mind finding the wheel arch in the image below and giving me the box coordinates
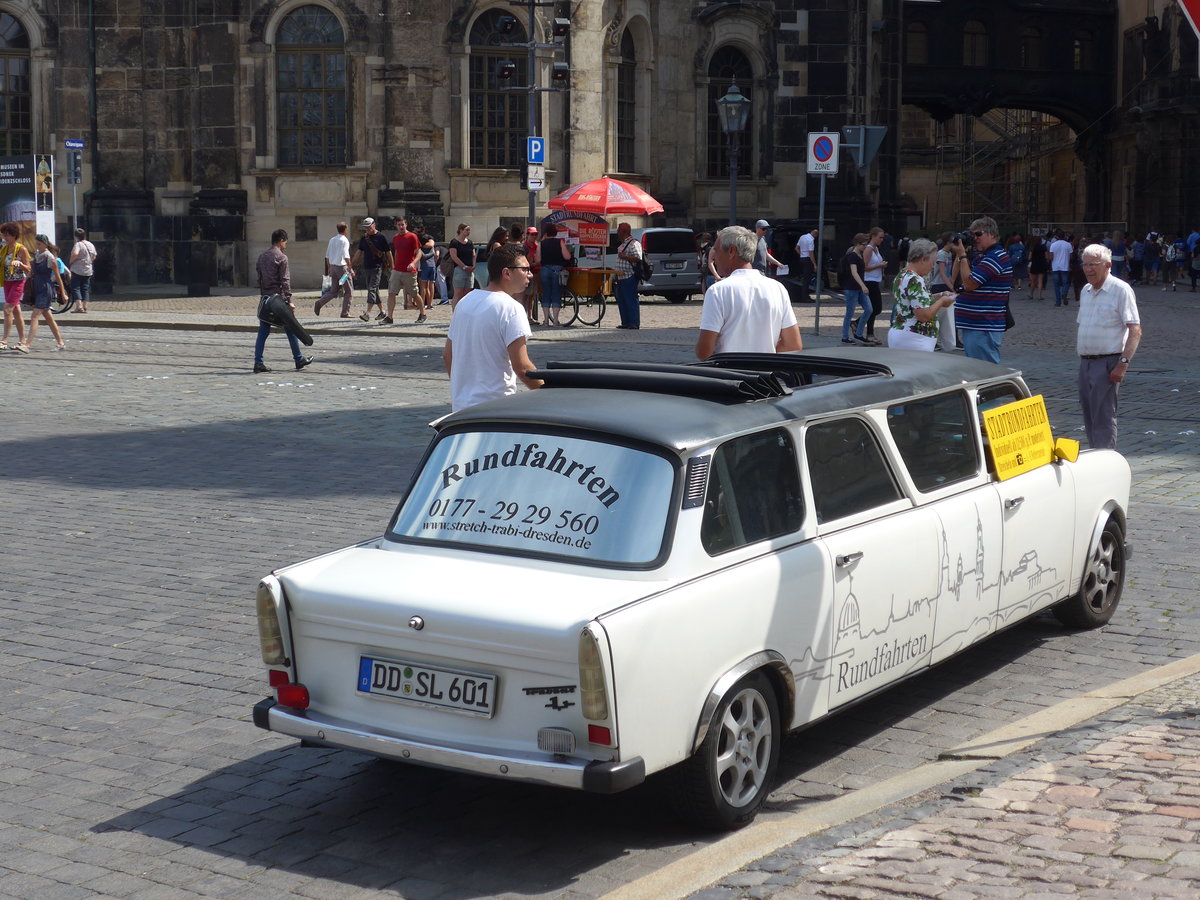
[689,650,794,755]
[1087,501,1129,563]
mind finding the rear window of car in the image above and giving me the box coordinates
[643,231,696,254]
[389,430,677,566]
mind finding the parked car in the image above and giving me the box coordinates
[254,350,1130,830]
[598,228,702,303]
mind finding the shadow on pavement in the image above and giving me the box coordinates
[92,740,695,899]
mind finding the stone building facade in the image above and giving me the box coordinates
[0,0,905,288]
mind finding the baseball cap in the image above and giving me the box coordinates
[361,217,375,227]
[755,219,770,229]
[527,226,538,234]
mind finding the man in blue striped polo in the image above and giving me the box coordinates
[950,216,1012,364]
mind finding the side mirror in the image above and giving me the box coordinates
[1053,437,1080,463]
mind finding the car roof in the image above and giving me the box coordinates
[438,350,1024,452]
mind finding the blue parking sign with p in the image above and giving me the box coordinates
[527,137,545,165]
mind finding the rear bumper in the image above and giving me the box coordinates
[253,698,645,794]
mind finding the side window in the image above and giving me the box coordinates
[806,418,904,524]
[701,429,802,554]
[977,382,1025,415]
[886,391,981,492]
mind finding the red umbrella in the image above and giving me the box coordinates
[546,176,664,216]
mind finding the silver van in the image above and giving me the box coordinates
[610,228,701,303]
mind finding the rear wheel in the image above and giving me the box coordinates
[670,671,780,830]
[573,291,606,326]
[665,292,689,304]
[1053,518,1125,628]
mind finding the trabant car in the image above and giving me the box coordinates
[254,351,1130,829]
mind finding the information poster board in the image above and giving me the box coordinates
[0,155,55,249]
[982,395,1055,481]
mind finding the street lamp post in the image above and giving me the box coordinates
[716,82,751,226]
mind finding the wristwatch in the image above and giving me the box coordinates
[1118,357,1130,364]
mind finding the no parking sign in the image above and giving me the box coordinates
[807,132,840,175]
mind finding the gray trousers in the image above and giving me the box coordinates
[315,264,353,316]
[1078,354,1121,450]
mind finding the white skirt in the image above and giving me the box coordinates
[887,327,937,351]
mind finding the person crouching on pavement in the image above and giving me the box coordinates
[254,228,313,374]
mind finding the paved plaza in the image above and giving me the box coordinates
[0,282,1197,899]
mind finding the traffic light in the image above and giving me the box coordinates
[496,59,516,81]
[69,151,82,184]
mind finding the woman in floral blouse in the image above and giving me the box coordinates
[889,238,957,351]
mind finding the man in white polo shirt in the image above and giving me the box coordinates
[1076,243,1141,450]
[696,226,803,359]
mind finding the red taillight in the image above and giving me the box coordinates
[588,724,612,746]
[277,683,310,710]
[268,669,290,687]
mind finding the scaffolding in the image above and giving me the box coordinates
[934,109,1069,232]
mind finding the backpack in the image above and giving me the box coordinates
[1009,243,1026,265]
[621,238,652,282]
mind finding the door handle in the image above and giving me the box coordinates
[1005,497,1024,510]
[836,551,864,567]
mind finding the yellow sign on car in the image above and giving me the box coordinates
[982,394,1054,480]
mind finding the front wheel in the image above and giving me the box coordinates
[560,288,580,327]
[670,671,780,830]
[573,291,606,326]
[1053,518,1125,628]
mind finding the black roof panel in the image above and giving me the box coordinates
[438,349,1024,452]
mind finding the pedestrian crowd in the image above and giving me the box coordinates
[0,221,91,353]
[1,204,1135,448]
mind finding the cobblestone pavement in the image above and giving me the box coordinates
[0,282,1196,899]
[692,675,1200,900]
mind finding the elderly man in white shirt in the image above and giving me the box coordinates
[1076,243,1142,450]
[696,226,803,360]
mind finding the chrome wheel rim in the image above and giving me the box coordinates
[1082,530,1122,616]
[713,688,773,808]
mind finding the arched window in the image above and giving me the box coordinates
[905,22,929,66]
[469,10,529,169]
[1019,27,1042,69]
[276,6,347,167]
[706,47,753,179]
[1073,31,1094,71]
[963,21,988,68]
[616,29,636,172]
[0,12,31,155]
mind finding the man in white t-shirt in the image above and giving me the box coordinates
[794,225,817,304]
[696,226,803,359]
[313,222,355,317]
[443,242,543,411]
[1049,230,1073,307]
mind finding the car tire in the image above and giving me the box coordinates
[665,292,689,304]
[670,671,780,830]
[1053,517,1125,629]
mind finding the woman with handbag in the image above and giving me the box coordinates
[25,234,67,351]
[538,221,571,327]
[0,222,30,352]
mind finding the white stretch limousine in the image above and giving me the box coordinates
[254,351,1130,829]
